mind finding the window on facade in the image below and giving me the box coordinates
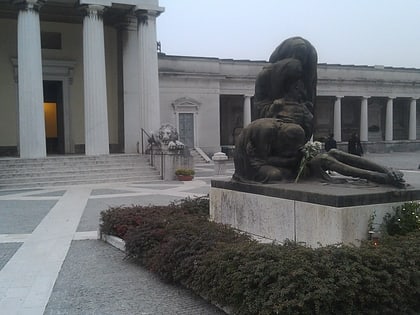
[41,32,62,50]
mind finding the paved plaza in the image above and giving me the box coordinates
[0,152,419,314]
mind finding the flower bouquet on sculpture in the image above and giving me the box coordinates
[175,168,195,181]
[295,141,322,183]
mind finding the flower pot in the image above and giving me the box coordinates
[177,175,193,181]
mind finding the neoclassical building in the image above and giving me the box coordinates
[0,0,163,158]
[1,0,419,158]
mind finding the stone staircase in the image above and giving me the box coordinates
[0,154,161,189]
[190,148,211,165]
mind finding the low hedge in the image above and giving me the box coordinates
[100,197,420,315]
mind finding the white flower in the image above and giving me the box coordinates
[301,141,322,159]
[295,141,322,183]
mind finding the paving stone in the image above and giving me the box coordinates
[91,189,134,196]
[0,243,22,270]
[0,189,41,196]
[27,190,66,197]
[77,195,185,232]
[0,200,56,234]
[45,240,225,315]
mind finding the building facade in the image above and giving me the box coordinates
[1,0,419,158]
[159,55,420,155]
[0,0,163,158]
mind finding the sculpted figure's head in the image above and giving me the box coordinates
[275,122,306,157]
[158,124,179,144]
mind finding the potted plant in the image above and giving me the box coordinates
[175,168,195,181]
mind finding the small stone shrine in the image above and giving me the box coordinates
[210,37,420,246]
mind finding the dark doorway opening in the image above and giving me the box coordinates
[219,94,244,146]
[43,81,64,154]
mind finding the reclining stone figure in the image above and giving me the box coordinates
[308,148,406,188]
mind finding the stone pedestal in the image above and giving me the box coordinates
[212,152,228,175]
[210,180,420,247]
[151,147,193,181]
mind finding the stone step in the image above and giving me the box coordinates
[0,154,161,189]
[190,148,210,164]
[0,167,158,178]
[0,154,149,168]
[0,160,153,173]
[0,175,162,190]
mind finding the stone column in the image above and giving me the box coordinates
[333,96,343,142]
[83,4,109,155]
[385,97,394,141]
[15,0,46,158]
[360,96,369,142]
[243,95,252,127]
[136,9,162,135]
[409,98,417,140]
[119,16,140,153]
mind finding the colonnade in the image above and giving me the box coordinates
[332,96,417,142]
[241,94,418,143]
[14,0,162,158]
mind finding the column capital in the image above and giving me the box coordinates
[82,4,105,17]
[135,8,164,24]
[361,96,370,100]
[13,0,44,11]
[335,95,344,99]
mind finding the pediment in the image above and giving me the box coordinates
[171,97,201,112]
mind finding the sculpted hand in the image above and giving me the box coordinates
[386,169,406,188]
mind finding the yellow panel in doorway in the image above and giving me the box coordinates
[44,102,57,138]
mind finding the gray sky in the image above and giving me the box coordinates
[157,0,420,68]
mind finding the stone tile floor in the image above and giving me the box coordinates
[0,153,418,314]
[0,161,232,315]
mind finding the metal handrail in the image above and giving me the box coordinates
[140,128,164,179]
[140,128,152,155]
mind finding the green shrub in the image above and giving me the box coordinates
[100,197,420,315]
[99,196,210,238]
[169,195,210,217]
[100,205,171,238]
[189,239,420,315]
[175,168,195,176]
[383,201,420,236]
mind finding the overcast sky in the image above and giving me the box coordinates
[157,0,420,68]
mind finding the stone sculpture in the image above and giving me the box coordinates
[149,123,184,150]
[254,36,317,141]
[233,36,406,188]
[309,149,405,188]
[233,36,316,183]
[233,118,305,183]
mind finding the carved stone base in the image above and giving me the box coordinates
[210,180,420,247]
